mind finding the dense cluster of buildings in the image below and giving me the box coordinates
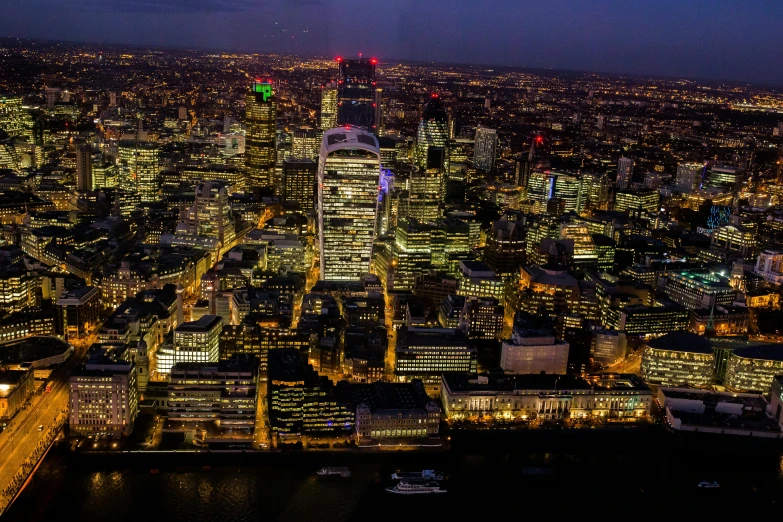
[2,40,783,447]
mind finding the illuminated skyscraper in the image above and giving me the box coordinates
[291,129,319,162]
[415,94,449,169]
[617,156,634,189]
[76,142,92,191]
[320,82,338,131]
[318,127,381,281]
[185,181,236,249]
[118,140,160,203]
[526,171,591,214]
[0,94,26,138]
[676,162,705,193]
[474,126,497,172]
[408,148,446,222]
[245,81,277,189]
[282,158,317,210]
[336,58,378,132]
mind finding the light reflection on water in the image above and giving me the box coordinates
[6,436,783,521]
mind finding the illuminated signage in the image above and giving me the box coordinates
[252,82,272,101]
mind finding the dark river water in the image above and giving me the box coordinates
[5,428,782,521]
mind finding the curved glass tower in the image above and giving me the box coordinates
[317,127,381,281]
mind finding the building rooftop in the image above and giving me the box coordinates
[175,314,222,333]
[647,331,713,354]
[732,344,783,362]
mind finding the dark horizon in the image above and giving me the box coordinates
[2,0,783,86]
[3,35,781,91]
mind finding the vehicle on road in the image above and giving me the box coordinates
[38,425,44,431]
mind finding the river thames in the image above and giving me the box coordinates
[5,429,782,521]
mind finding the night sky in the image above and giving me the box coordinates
[2,0,782,85]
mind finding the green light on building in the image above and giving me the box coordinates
[253,82,273,101]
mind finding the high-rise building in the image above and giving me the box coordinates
[291,129,319,162]
[474,126,497,172]
[337,57,378,132]
[318,127,381,281]
[319,81,338,131]
[76,142,92,191]
[415,94,449,169]
[617,156,634,189]
[282,158,317,210]
[614,189,659,214]
[245,81,277,189]
[676,162,704,192]
[118,140,160,203]
[408,154,445,221]
[181,181,236,249]
[526,171,592,214]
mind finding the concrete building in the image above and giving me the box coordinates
[156,315,223,375]
[592,330,627,367]
[755,250,783,285]
[441,373,651,422]
[663,269,737,309]
[660,387,781,438]
[167,354,258,430]
[724,345,783,393]
[0,369,34,420]
[500,329,569,375]
[56,286,102,341]
[341,380,440,441]
[69,345,138,438]
[395,327,476,386]
[641,332,714,387]
[456,261,504,301]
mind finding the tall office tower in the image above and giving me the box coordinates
[0,94,25,138]
[291,129,319,162]
[245,81,277,189]
[474,126,498,172]
[676,162,704,193]
[617,156,634,189]
[408,148,446,222]
[526,171,591,215]
[92,162,117,189]
[76,142,93,191]
[118,140,160,203]
[374,87,384,134]
[336,57,378,132]
[318,127,381,281]
[319,82,338,131]
[282,158,317,210]
[178,106,188,120]
[415,94,449,169]
[186,181,236,248]
[45,87,60,109]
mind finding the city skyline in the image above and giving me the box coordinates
[2,1,783,86]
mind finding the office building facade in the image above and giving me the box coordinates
[317,127,381,281]
[245,81,277,189]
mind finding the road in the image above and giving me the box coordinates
[0,340,88,501]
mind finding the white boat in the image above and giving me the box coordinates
[385,480,446,495]
[391,470,445,481]
[698,481,720,488]
[317,466,351,478]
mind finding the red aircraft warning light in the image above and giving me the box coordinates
[371,58,378,65]
[536,135,544,144]
[336,56,343,62]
